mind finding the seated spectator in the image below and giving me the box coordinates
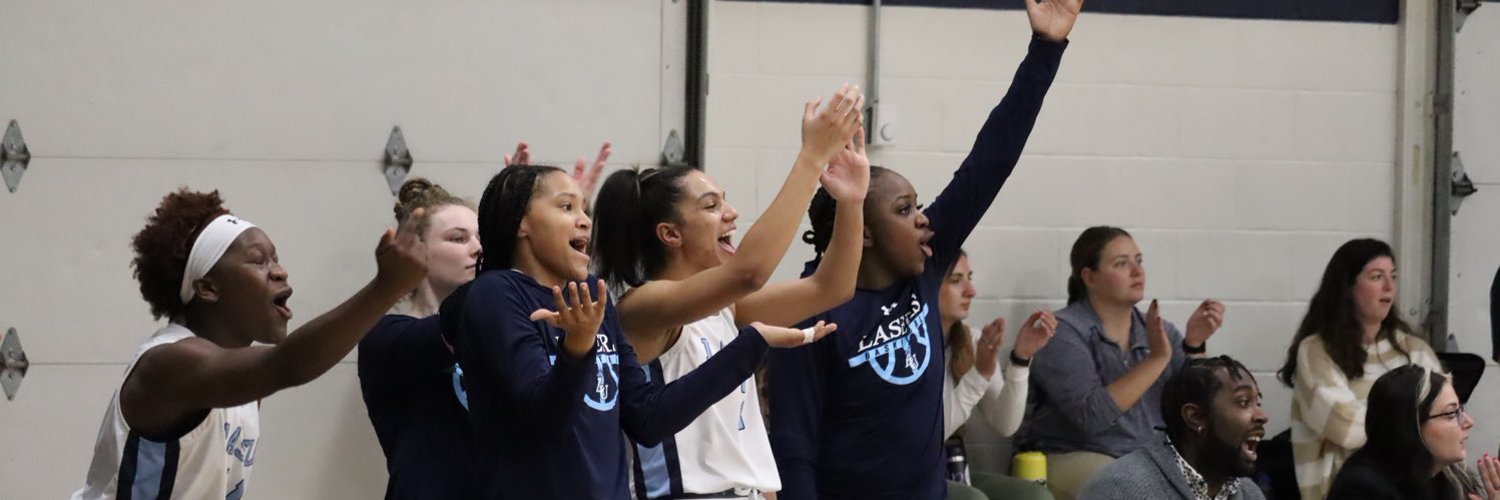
[1023,226,1226,500]
[1326,364,1497,500]
[1277,239,1444,500]
[939,249,1056,500]
[1078,355,1268,500]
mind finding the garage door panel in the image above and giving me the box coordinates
[0,157,514,363]
[1,0,667,164]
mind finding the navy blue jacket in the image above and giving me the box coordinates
[358,314,477,500]
[443,270,769,499]
[767,36,1065,500]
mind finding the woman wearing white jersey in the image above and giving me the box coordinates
[74,188,426,499]
[590,84,868,500]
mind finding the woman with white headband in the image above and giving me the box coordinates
[73,188,427,500]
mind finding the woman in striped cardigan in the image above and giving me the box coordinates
[1277,238,1444,500]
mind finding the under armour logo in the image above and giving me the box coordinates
[226,217,240,224]
[881,303,898,316]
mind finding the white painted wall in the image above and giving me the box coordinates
[1450,5,1500,464]
[0,1,682,498]
[704,1,1408,475]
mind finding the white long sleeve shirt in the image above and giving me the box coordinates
[942,333,1030,439]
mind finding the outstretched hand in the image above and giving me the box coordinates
[754,320,837,348]
[1025,0,1084,43]
[821,125,870,203]
[529,280,610,360]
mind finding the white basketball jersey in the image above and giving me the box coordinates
[73,324,260,500]
[630,308,779,498]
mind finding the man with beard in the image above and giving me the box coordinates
[1078,356,1268,500]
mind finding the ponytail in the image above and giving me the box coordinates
[591,165,695,293]
[1066,226,1132,305]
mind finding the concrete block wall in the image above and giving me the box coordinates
[704,1,1404,470]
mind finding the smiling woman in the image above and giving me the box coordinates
[72,188,428,500]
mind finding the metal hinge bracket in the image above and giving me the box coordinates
[383,126,414,195]
[1,328,29,401]
[2,120,31,193]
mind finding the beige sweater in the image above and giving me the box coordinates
[1290,332,1441,500]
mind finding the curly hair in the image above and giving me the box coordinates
[131,188,231,320]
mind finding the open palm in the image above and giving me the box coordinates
[1026,0,1084,42]
[822,126,870,203]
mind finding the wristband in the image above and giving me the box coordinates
[1009,350,1032,368]
[1182,340,1207,354]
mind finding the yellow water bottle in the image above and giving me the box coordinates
[1012,451,1047,486]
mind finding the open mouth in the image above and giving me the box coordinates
[569,236,591,259]
[272,289,294,320]
[719,229,737,255]
[1242,432,1263,462]
[918,232,934,258]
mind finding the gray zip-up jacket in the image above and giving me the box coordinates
[1078,437,1266,500]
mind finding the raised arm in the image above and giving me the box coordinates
[618,86,864,344]
[123,219,428,435]
[737,127,869,327]
[922,23,1070,271]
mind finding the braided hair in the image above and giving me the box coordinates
[1160,355,1254,441]
[476,164,565,272]
[802,165,892,255]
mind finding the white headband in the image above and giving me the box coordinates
[179,214,257,304]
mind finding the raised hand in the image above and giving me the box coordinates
[800,84,866,167]
[573,141,612,200]
[1013,310,1058,360]
[821,125,870,203]
[374,207,429,295]
[1184,299,1226,348]
[1473,454,1500,500]
[1025,0,1084,43]
[503,141,531,166]
[752,320,837,348]
[529,280,610,359]
[975,317,1007,379]
[1146,299,1172,360]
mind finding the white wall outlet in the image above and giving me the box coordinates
[870,102,897,146]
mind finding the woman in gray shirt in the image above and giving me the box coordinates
[1021,226,1226,500]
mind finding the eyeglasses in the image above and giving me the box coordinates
[1423,404,1467,423]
